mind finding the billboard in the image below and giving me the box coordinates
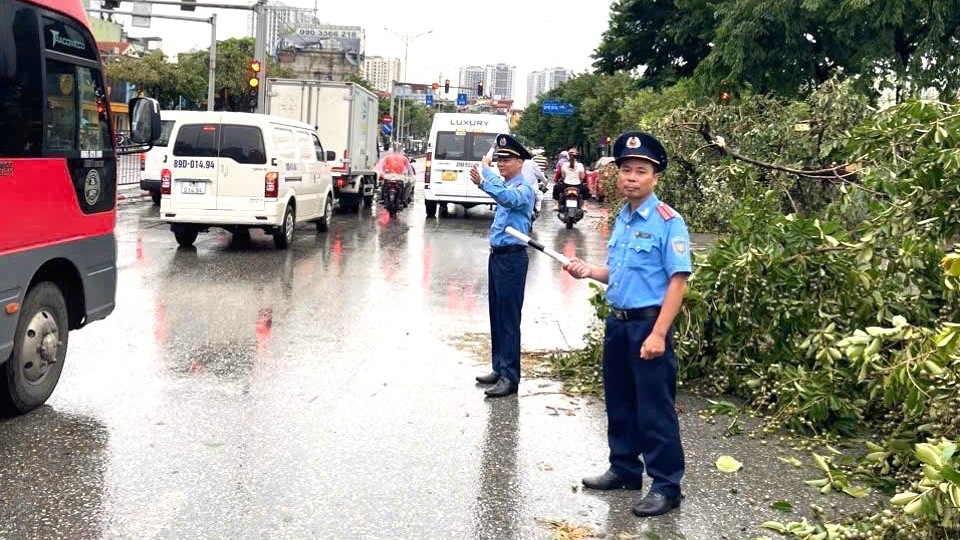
[280,24,364,65]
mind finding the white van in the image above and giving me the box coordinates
[159,111,335,249]
[423,113,511,217]
[140,110,187,204]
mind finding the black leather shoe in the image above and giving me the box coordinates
[475,372,500,385]
[484,378,518,397]
[581,470,643,491]
[631,491,682,517]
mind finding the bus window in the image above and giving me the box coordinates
[45,60,77,153]
[77,66,110,152]
[0,2,43,157]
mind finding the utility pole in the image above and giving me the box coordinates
[253,0,268,113]
[384,28,432,82]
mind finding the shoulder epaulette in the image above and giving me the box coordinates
[656,203,677,221]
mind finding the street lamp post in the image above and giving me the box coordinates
[383,28,433,84]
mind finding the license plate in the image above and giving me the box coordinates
[441,171,457,181]
[565,199,578,208]
[181,182,206,195]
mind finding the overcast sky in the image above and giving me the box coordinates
[110,0,615,107]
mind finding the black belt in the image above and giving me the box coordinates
[609,306,661,321]
[490,244,527,255]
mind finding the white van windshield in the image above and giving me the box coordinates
[434,131,497,161]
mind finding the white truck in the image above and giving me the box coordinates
[265,79,380,212]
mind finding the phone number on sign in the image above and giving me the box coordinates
[173,159,216,169]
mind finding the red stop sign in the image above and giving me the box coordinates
[383,115,393,125]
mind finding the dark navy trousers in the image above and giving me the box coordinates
[603,315,684,498]
[487,250,529,384]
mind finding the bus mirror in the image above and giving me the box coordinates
[326,150,336,161]
[128,97,161,145]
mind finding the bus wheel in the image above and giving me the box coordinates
[174,228,198,247]
[0,283,69,415]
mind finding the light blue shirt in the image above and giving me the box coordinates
[605,194,693,309]
[480,165,535,247]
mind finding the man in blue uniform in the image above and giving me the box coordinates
[564,131,692,517]
[469,134,536,398]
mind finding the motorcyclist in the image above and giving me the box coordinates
[376,151,411,204]
[553,148,589,207]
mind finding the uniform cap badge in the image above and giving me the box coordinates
[498,135,507,146]
[626,137,641,149]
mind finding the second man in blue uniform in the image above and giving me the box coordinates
[469,134,536,398]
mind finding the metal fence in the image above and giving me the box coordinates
[114,130,143,187]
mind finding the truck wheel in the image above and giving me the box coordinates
[174,228,198,247]
[0,283,69,415]
[151,191,161,205]
[316,196,333,232]
[425,200,437,218]
[274,204,296,249]
[363,195,374,208]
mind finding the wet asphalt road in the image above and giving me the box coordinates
[0,180,875,540]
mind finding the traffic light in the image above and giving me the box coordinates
[101,0,120,9]
[443,79,450,94]
[477,81,484,97]
[247,60,262,110]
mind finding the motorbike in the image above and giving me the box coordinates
[557,184,584,229]
[381,173,411,218]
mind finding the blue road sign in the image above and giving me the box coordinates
[381,124,393,135]
[425,94,434,106]
[542,100,575,117]
[456,93,468,106]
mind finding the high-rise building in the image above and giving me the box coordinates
[459,66,485,100]
[526,71,546,105]
[485,64,515,100]
[526,67,574,103]
[248,2,315,57]
[363,56,401,92]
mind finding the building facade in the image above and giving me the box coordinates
[485,64,515,100]
[526,67,573,103]
[363,56,401,92]
[458,66,485,100]
[248,2,316,57]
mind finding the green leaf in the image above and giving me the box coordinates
[716,455,743,473]
[812,452,830,473]
[770,500,793,512]
[761,521,787,533]
[777,456,803,468]
[941,467,960,485]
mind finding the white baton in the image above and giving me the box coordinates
[505,226,571,266]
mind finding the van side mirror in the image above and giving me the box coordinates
[118,97,161,155]
[326,150,336,161]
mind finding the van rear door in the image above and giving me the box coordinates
[216,124,267,212]
[430,131,498,198]
[169,122,221,211]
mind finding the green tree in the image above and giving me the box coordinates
[177,37,293,110]
[594,0,960,100]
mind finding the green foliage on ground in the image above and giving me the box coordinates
[538,95,960,539]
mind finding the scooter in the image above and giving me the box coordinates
[381,173,410,218]
[557,184,584,229]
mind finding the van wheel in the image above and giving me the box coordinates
[151,191,161,205]
[425,200,437,218]
[316,197,333,232]
[0,283,69,415]
[274,205,295,249]
[174,228,198,247]
[439,204,450,218]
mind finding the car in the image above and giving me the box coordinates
[422,113,511,218]
[159,111,336,249]
[140,111,188,204]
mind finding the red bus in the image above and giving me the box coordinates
[0,0,159,414]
